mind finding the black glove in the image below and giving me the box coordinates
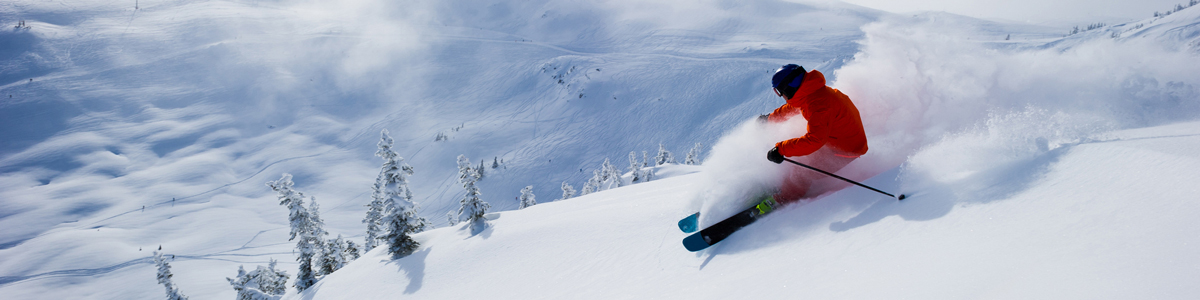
[767,147,785,164]
[757,114,769,124]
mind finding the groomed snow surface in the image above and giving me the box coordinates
[2,0,1199,299]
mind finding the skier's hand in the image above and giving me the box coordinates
[767,147,785,164]
[757,114,769,124]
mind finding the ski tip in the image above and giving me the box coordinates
[683,233,710,252]
[678,212,700,233]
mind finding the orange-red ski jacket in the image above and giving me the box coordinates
[767,70,868,158]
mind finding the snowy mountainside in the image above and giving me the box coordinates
[1,0,886,298]
[0,0,1198,299]
[302,120,1200,299]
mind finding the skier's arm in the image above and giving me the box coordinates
[775,103,830,157]
[766,104,802,123]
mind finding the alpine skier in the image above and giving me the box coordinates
[761,64,868,204]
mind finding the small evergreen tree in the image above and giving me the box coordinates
[267,174,323,292]
[306,201,330,276]
[642,151,650,168]
[365,130,405,251]
[476,159,486,180]
[344,240,361,261]
[371,130,429,258]
[229,266,251,298]
[372,129,434,258]
[628,151,642,183]
[685,142,703,165]
[317,234,348,276]
[154,251,189,300]
[642,151,654,182]
[581,168,601,195]
[456,155,490,231]
[655,143,675,166]
[599,158,622,190]
[381,201,429,257]
[228,259,289,300]
[362,189,384,251]
[519,185,537,209]
[258,260,289,296]
[560,182,576,201]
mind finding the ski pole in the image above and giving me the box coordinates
[782,157,906,200]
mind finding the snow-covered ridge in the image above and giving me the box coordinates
[0,0,1198,299]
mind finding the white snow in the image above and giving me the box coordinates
[1,0,1198,299]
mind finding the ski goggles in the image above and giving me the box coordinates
[773,87,783,97]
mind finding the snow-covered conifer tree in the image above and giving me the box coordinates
[317,234,348,276]
[476,159,486,180]
[306,200,330,276]
[519,185,536,209]
[257,260,289,298]
[456,155,490,230]
[344,240,361,261]
[365,130,402,250]
[655,143,675,166]
[581,169,601,195]
[599,158,622,190]
[229,266,249,297]
[685,142,703,165]
[267,174,323,292]
[380,188,429,257]
[642,151,654,182]
[560,182,576,201]
[154,251,189,300]
[642,151,650,168]
[228,259,289,300]
[369,129,429,258]
[362,190,385,251]
[582,158,622,194]
[628,151,643,183]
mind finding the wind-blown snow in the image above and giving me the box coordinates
[1,0,1198,299]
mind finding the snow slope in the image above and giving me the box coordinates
[1,0,1198,299]
[303,121,1200,299]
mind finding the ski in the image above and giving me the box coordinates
[678,212,700,233]
[682,196,777,252]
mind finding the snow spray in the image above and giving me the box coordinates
[832,16,1200,200]
[691,117,808,227]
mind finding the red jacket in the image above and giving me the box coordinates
[767,70,868,158]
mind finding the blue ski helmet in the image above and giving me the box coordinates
[771,64,806,99]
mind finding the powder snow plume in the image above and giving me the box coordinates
[835,15,1199,200]
[691,116,809,226]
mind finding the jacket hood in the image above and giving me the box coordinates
[786,70,826,105]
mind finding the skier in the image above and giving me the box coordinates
[760,64,867,204]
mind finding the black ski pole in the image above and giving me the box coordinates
[782,157,906,200]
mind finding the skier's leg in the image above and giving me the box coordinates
[774,146,858,203]
[800,153,856,198]
[774,168,812,204]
